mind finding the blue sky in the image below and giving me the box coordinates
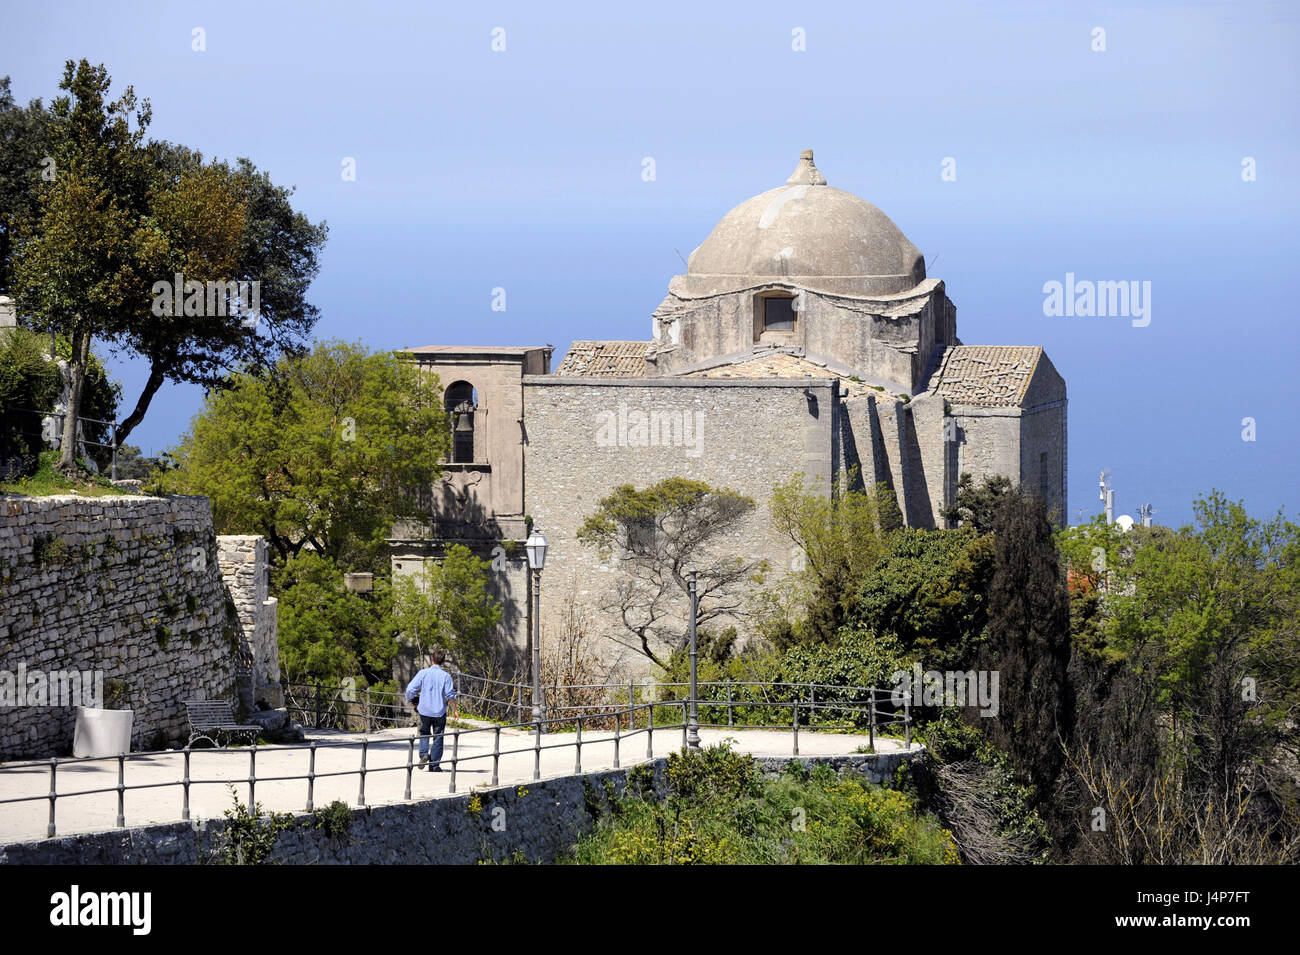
[3,0,1297,527]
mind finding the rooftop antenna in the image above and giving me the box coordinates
[1099,468,1114,524]
[1139,502,1155,527]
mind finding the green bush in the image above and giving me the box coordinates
[566,744,958,865]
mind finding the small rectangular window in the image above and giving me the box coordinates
[764,296,796,332]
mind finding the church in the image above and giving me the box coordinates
[390,150,1067,670]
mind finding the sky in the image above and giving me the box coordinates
[2,0,1297,527]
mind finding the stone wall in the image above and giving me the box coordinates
[216,536,281,710]
[0,495,270,759]
[0,749,921,864]
[522,377,836,675]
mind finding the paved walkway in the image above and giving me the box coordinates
[0,723,911,844]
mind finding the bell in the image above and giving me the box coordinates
[454,405,474,433]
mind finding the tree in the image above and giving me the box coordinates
[391,545,504,673]
[851,527,995,672]
[982,488,1072,804]
[159,340,448,571]
[275,551,395,687]
[943,472,1013,533]
[0,326,60,478]
[112,145,326,456]
[8,61,154,475]
[768,470,900,647]
[577,478,765,669]
[0,76,52,292]
[6,64,327,473]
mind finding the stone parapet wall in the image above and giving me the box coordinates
[0,495,279,759]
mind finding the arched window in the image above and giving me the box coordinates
[445,381,477,463]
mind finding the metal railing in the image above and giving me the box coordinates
[0,676,910,839]
[1,405,121,479]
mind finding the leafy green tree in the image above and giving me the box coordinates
[6,64,326,472]
[391,545,504,672]
[0,76,52,292]
[851,527,995,672]
[578,477,764,669]
[0,326,60,477]
[8,61,154,475]
[159,340,448,571]
[768,470,900,647]
[943,472,1013,533]
[274,551,396,687]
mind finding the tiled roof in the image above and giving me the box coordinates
[555,340,651,378]
[679,350,890,398]
[934,345,1041,407]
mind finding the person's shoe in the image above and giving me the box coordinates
[429,765,442,773]
[418,754,429,766]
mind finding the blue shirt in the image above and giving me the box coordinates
[406,665,457,718]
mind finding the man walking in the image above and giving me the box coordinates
[405,649,459,771]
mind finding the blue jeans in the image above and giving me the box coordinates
[419,714,447,766]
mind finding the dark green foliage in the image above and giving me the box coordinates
[311,800,354,842]
[851,527,995,672]
[943,473,1014,533]
[202,786,295,865]
[275,550,396,686]
[982,488,1071,805]
[567,745,959,865]
[0,327,60,479]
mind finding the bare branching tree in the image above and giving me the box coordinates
[577,477,767,669]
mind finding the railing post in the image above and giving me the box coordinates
[869,688,876,751]
[613,718,621,769]
[47,758,57,837]
[182,747,191,821]
[116,754,126,828]
[358,739,368,806]
[492,726,500,786]
[533,721,542,781]
[686,568,700,749]
[628,680,635,731]
[364,686,372,733]
[905,694,912,749]
[306,741,317,812]
[449,731,459,794]
[405,736,415,800]
[726,678,733,727]
[681,701,688,749]
[792,704,799,757]
[647,705,654,758]
[249,745,257,806]
[575,717,583,774]
[314,683,322,728]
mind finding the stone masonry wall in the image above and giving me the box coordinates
[0,495,252,759]
[522,377,835,676]
[217,536,281,710]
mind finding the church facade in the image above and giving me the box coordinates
[390,151,1067,672]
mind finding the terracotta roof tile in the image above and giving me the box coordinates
[555,340,652,378]
[934,345,1041,407]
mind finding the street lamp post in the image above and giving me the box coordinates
[687,567,700,749]
[525,528,548,731]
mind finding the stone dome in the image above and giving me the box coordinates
[677,150,926,298]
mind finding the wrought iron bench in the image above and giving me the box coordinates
[184,700,262,748]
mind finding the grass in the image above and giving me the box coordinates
[0,451,131,498]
